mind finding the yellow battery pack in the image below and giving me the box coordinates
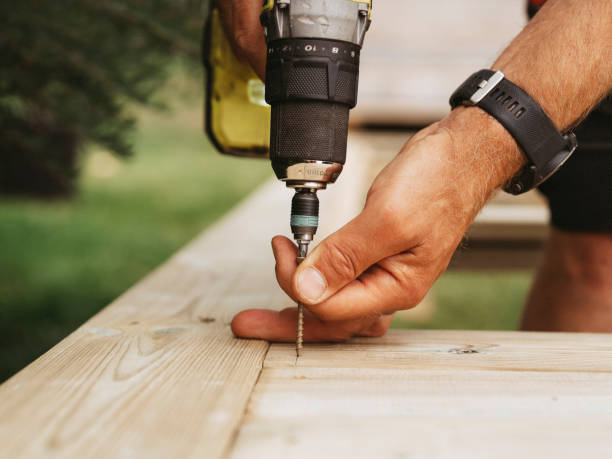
[204,8,270,158]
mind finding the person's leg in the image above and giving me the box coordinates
[522,99,612,332]
[521,229,612,332]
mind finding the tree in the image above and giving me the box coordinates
[0,0,203,196]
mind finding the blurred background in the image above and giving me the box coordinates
[1,0,537,381]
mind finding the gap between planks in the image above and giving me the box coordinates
[221,340,271,459]
[0,133,377,459]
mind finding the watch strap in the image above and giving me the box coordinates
[450,69,577,194]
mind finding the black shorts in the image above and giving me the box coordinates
[537,99,612,233]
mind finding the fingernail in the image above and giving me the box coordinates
[296,267,327,303]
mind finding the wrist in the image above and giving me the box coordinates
[437,105,526,195]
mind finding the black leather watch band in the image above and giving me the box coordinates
[450,69,577,194]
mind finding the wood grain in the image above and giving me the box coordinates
[0,128,556,457]
[230,330,612,459]
[0,134,375,458]
[0,2,571,454]
[0,185,280,458]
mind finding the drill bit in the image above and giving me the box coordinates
[295,241,309,358]
[290,189,319,358]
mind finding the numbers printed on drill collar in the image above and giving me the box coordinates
[267,39,359,61]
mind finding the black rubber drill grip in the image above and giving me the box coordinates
[265,38,360,167]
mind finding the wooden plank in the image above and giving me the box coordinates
[229,330,612,459]
[0,185,280,458]
[0,134,374,458]
[452,203,549,270]
[469,205,549,241]
[0,127,560,457]
[449,244,544,270]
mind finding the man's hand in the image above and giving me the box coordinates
[229,0,612,342]
[231,107,524,342]
[215,0,267,79]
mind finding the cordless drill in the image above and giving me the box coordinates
[260,0,372,354]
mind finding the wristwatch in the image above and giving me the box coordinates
[450,69,577,195]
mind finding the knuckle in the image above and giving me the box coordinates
[273,263,288,291]
[307,305,336,322]
[329,324,354,342]
[233,30,249,52]
[367,321,388,337]
[410,285,428,307]
[320,238,360,282]
[329,331,351,342]
[233,29,258,57]
[386,263,428,309]
[399,280,427,309]
[379,201,407,239]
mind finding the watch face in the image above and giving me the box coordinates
[504,136,577,195]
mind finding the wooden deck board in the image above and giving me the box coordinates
[0,131,585,458]
[0,136,372,458]
[0,0,597,453]
[229,330,612,459]
[0,183,289,458]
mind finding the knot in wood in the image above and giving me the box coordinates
[448,346,479,354]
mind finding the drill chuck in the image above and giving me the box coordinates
[261,0,370,189]
[265,38,360,173]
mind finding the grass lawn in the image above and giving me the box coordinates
[0,95,272,381]
[0,83,534,382]
[391,271,532,331]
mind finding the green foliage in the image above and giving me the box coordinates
[0,0,204,196]
[0,102,272,382]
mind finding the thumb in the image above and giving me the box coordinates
[292,209,396,305]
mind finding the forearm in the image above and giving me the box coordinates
[437,0,612,205]
[493,0,612,130]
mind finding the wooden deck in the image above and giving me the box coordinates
[1,132,611,458]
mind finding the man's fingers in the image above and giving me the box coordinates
[231,308,298,342]
[230,0,267,79]
[270,236,413,322]
[356,314,394,337]
[214,1,234,39]
[304,253,428,321]
[271,235,299,301]
[292,208,408,306]
[231,308,385,342]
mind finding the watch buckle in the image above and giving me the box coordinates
[469,70,505,104]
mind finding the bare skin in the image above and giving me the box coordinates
[221,0,612,341]
[522,230,612,332]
